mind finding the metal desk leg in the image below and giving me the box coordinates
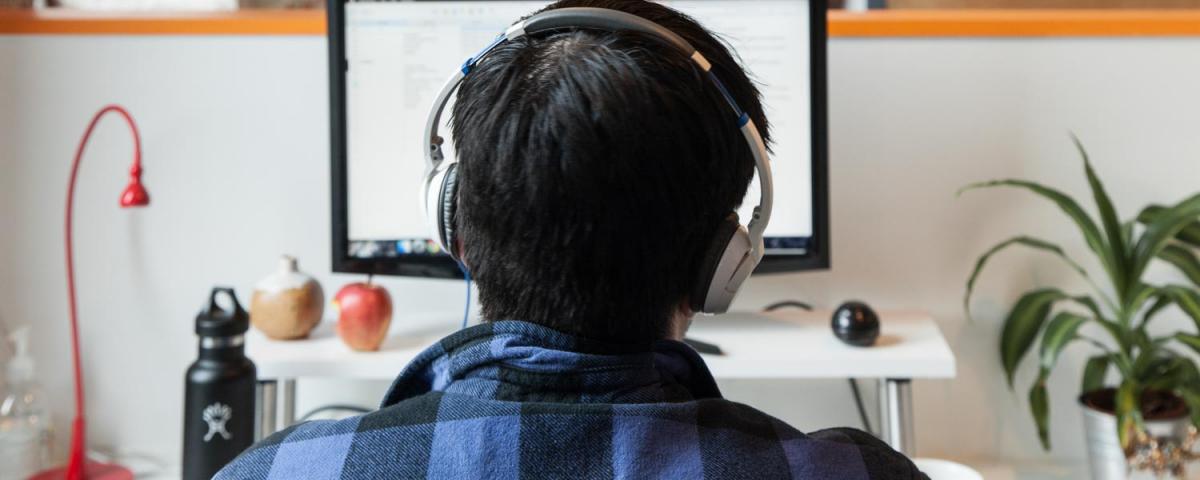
[879,378,914,455]
[256,380,277,441]
[281,378,297,428]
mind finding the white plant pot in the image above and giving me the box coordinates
[1081,397,1191,479]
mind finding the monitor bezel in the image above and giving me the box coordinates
[330,0,830,279]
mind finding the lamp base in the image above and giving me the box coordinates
[29,461,133,480]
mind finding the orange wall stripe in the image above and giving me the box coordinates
[0,9,324,35]
[828,10,1200,37]
[2,8,1200,37]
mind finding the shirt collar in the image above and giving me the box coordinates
[380,320,722,407]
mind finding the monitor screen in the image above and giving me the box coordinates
[330,0,829,278]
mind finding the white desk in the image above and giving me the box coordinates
[247,309,956,454]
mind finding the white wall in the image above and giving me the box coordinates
[2,33,1200,471]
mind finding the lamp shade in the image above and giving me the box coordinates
[119,178,149,207]
[118,160,148,208]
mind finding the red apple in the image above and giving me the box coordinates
[334,281,393,351]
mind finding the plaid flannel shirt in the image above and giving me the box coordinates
[217,321,927,479]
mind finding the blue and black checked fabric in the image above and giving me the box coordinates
[218,321,927,479]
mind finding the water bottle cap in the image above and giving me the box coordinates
[195,287,249,338]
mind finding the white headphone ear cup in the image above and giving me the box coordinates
[438,164,460,257]
[424,164,456,256]
[701,224,753,314]
[692,214,741,312]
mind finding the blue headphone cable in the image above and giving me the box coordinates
[459,264,472,329]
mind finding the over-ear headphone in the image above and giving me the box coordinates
[422,7,773,314]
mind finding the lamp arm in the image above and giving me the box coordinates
[63,105,143,480]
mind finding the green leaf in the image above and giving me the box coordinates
[1140,205,1200,248]
[1068,295,1104,319]
[1162,285,1200,331]
[1159,244,1200,288]
[1131,335,1167,379]
[1137,354,1200,393]
[1146,295,1172,320]
[1092,319,1130,354]
[1125,283,1159,318]
[1067,296,1128,353]
[1177,387,1200,429]
[1112,354,1135,379]
[1001,289,1070,387]
[1029,383,1051,450]
[1141,287,1174,330]
[964,236,1091,321]
[1082,355,1111,393]
[1175,333,1200,355]
[1115,380,1144,450]
[1025,311,1090,451]
[1140,355,1193,391]
[1134,328,1156,351]
[1174,357,1200,387]
[960,180,1116,286]
[1131,193,1200,284]
[1074,136,1129,295]
[1122,220,1136,251]
[1038,312,1089,379]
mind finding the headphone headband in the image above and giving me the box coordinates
[515,7,694,54]
[422,7,774,313]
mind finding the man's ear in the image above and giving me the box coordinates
[454,237,469,270]
[676,300,694,319]
[667,300,694,341]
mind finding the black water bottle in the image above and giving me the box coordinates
[183,287,256,480]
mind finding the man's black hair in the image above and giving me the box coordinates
[450,0,769,344]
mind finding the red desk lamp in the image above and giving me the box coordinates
[32,105,147,480]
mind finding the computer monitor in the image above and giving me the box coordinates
[330,0,829,278]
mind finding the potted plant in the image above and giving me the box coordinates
[962,138,1200,478]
